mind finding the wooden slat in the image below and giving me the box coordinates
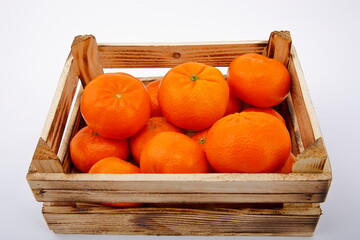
[290,46,322,140]
[33,189,326,203]
[285,94,305,153]
[40,54,79,154]
[98,41,267,68]
[74,202,283,209]
[27,172,331,203]
[42,203,321,236]
[71,35,104,86]
[27,172,332,191]
[278,97,303,155]
[288,45,331,174]
[56,86,83,173]
[29,53,79,174]
[287,47,315,148]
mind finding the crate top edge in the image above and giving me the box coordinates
[97,40,269,48]
[27,171,332,182]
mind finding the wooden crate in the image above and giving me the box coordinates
[26,31,331,236]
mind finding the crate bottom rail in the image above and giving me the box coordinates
[42,202,321,236]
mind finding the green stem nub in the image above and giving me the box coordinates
[191,75,199,81]
[199,138,206,144]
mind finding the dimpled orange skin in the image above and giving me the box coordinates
[80,73,151,139]
[242,107,286,125]
[224,90,243,115]
[204,111,291,173]
[130,117,184,164]
[146,80,162,117]
[89,157,142,207]
[70,126,129,173]
[227,53,291,108]
[140,131,210,173]
[158,62,229,131]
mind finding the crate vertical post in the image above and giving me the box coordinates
[264,30,292,66]
[71,34,104,87]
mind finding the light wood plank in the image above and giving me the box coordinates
[40,54,79,153]
[285,94,305,153]
[288,46,331,174]
[287,48,315,148]
[42,203,320,236]
[56,86,83,173]
[27,171,331,203]
[29,138,64,173]
[27,171,332,187]
[290,46,322,139]
[98,41,267,68]
[33,189,327,203]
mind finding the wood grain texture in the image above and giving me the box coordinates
[290,46,322,140]
[264,30,292,66]
[293,138,328,173]
[56,86,83,173]
[29,138,63,173]
[32,189,327,203]
[40,54,79,154]
[285,94,305,153]
[27,172,331,203]
[71,35,104,86]
[287,47,315,148]
[98,41,267,68]
[42,202,321,236]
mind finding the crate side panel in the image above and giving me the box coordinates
[288,50,315,148]
[27,172,331,203]
[41,55,79,154]
[42,203,320,236]
[98,42,267,68]
[28,172,332,192]
[33,189,327,203]
[56,87,85,173]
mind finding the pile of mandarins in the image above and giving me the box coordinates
[70,53,295,206]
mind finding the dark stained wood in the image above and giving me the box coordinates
[42,203,321,236]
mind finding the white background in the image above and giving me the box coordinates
[1,0,359,239]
